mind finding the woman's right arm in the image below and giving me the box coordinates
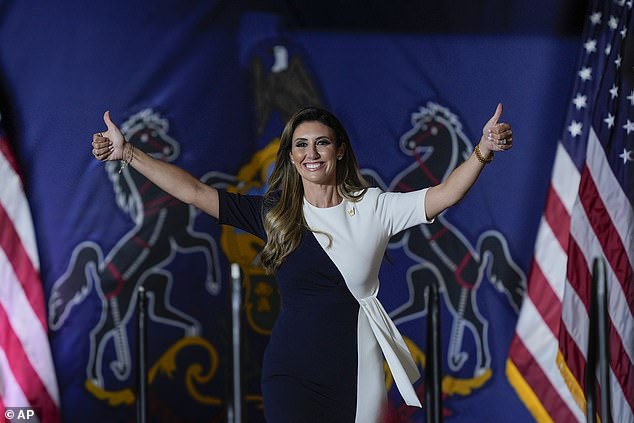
[91,111,219,218]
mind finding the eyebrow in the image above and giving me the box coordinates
[293,136,331,143]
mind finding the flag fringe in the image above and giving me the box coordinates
[556,349,587,416]
[505,359,554,423]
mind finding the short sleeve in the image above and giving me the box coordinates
[375,188,432,237]
[217,190,266,240]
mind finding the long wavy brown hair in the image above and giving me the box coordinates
[261,107,369,272]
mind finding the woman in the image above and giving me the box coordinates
[92,105,512,422]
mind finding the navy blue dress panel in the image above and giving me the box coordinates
[217,190,360,422]
[217,189,266,240]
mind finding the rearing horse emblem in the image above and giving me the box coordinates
[385,102,526,378]
[48,109,221,391]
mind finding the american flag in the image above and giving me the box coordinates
[0,120,61,421]
[507,1,633,422]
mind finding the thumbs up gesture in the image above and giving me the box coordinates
[478,103,513,158]
[91,111,126,161]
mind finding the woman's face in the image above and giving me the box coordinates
[289,121,345,188]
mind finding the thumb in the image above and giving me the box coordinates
[103,110,118,132]
[485,102,503,127]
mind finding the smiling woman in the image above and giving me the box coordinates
[289,121,344,196]
[260,108,369,273]
[91,105,513,422]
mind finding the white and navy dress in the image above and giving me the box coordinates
[218,187,431,423]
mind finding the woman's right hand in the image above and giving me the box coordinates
[92,111,126,161]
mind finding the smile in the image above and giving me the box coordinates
[303,162,324,171]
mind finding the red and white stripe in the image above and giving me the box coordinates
[0,134,61,422]
[560,129,633,423]
[507,143,584,423]
[507,130,634,423]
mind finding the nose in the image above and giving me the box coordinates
[307,143,320,159]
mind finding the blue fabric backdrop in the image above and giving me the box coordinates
[0,2,579,422]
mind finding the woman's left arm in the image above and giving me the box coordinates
[424,103,513,220]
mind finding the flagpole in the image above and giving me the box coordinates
[136,285,148,423]
[595,257,611,423]
[228,263,243,423]
[586,257,612,423]
[425,281,442,423]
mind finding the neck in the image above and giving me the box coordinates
[303,183,341,208]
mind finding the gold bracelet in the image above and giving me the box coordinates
[118,143,134,174]
[474,144,493,164]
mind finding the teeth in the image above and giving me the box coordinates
[305,163,322,170]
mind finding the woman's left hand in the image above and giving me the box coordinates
[478,103,513,157]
